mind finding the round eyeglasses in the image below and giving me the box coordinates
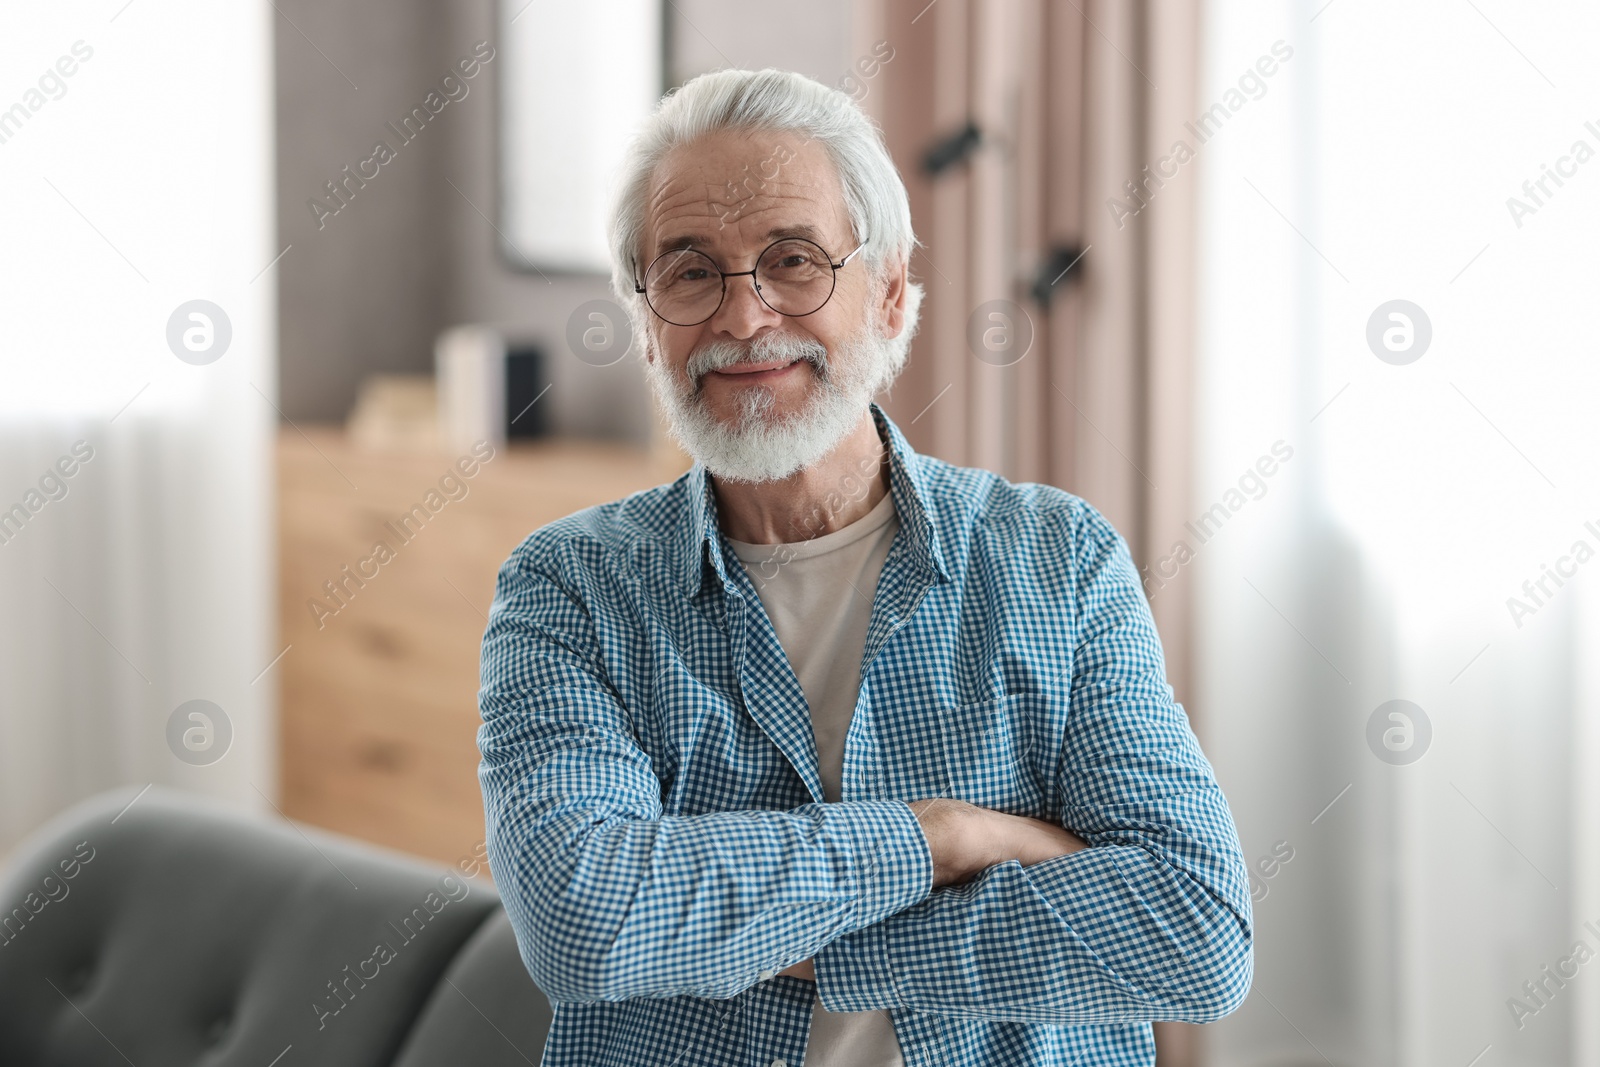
[633,236,867,327]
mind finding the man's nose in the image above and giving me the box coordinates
[709,271,780,338]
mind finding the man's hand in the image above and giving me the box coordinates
[768,803,1085,984]
[908,798,1087,886]
[1008,812,1090,868]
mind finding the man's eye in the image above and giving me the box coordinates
[680,268,711,282]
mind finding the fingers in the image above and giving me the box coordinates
[1010,817,1087,866]
[911,799,1086,881]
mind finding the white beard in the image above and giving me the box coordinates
[644,317,892,484]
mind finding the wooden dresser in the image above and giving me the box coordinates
[276,428,688,871]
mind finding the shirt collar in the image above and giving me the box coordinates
[678,401,950,599]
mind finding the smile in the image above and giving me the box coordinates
[705,359,804,383]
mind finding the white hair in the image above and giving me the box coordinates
[607,67,924,382]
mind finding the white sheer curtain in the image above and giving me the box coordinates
[0,0,277,855]
[1194,2,1600,1065]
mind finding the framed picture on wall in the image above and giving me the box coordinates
[496,0,666,274]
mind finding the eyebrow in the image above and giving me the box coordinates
[651,223,830,262]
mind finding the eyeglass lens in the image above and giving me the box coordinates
[643,238,839,326]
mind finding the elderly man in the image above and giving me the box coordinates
[479,68,1251,1067]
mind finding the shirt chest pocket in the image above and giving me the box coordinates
[937,693,1057,819]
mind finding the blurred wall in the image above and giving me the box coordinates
[273,0,450,423]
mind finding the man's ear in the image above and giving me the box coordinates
[876,254,910,340]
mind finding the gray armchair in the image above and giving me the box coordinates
[0,787,551,1065]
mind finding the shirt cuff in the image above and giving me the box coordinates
[842,798,933,925]
[813,913,900,1012]
[812,799,930,1012]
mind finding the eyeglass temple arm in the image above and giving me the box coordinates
[834,238,868,269]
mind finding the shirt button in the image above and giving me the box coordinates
[771,1060,788,1067]
[758,969,776,981]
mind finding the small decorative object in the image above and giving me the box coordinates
[435,325,550,451]
[346,374,441,452]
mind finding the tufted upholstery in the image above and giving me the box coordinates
[0,787,552,1066]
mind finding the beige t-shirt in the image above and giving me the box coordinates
[726,485,904,1067]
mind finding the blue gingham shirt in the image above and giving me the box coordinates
[478,402,1253,1066]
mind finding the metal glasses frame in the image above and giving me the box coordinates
[632,235,868,327]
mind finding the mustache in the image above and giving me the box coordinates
[686,333,830,391]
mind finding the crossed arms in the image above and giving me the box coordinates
[478,525,1253,1026]
[774,799,1089,981]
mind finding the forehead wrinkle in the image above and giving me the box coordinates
[658,197,819,255]
[644,136,848,263]
[648,179,842,263]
